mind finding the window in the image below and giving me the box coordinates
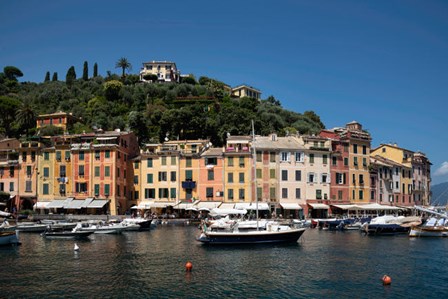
[95,166,100,177]
[270,169,276,179]
[359,190,364,200]
[256,169,262,179]
[105,184,110,196]
[161,156,167,165]
[170,171,176,182]
[338,190,343,200]
[25,181,32,192]
[281,152,290,162]
[228,189,234,200]
[43,183,49,195]
[316,189,322,200]
[270,152,276,162]
[158,172,167,182]
[239,173,245,183]
[344,158,348,166]
[65,151,70,161]
[144,188,155,199]
[26,166,32,177]
[332,156,337,166]
[207,169,214,180]
[186,157,192,167]
[295,170,302,181]
[79,151,84,161]
[321,173,329,184]
[256,151,262,162]
[359,174,364,184]
[353,144,358,154]
[60,165,66,177]
[147,158,153,167]
[170,188,176,199]
[95,150,100,160]
[239,157,245,167]
[158,188,169,198]
[354,157,358,166]
[309,154,314,164]
[295,152,304,162]
[295,188,301,199]
[336,173,346,184]
[134,162,139,169]
[353,174,356,184]
[134,175,139,184]
[117,167,120,178]
[105,150,110,158]
[228,173,234,183]
[238,189,245,200]
[59,184,66,195]
[281,170,288,181]
[228,157,234,166]
[206,187,214,198]
[308,173,316,183]
[134,191,139,200]
[44,152,49,160]
[257,187,262,200]
[185,170,193,180]
[363,158,367,167]
[282,188,288,199]
[79,165,84,176]
[76,182,88,193]
[270,187,276,200]
[105,166,110,177]
[323,155,328,165]
[116,185,120,197]
[371,190,375,200]
[43,167,49,178]
[363,145,367,155]
[55,151,61,161]
[9,182,14,192]
[94,184,100,196]
[171,156,176,165]
[147,174,153,184]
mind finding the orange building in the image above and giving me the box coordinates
[36,111,79,133]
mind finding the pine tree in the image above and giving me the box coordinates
[82,61,88,80]
[44,71,50,82]
[52,72,58,81]
[93,63,98,77]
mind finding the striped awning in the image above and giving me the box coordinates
[46,200,66,209]
[308,203,330,209]
[87,200,109,208]
[280,203,303,210]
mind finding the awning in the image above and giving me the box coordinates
[280,203,303,210]
[174,202,196,210]
[356,203,401,211]
[219,203,235,209]
[81,198,94,208]
[96,137,117,141]
[134,201,152,209]
[331,204,360,210]
[209,208,247,216]
[235,203,251,210]
[150,201,175,208]
[46,200,66,209]
[62,197,75,208]
[66,199,87,209]
[196,201,222,209]
[308,203,329,209]
[248,202,270,211]
[87,200,109,208]
[33,202,51,209]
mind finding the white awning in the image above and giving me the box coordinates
[135,201,153,209]
[150,201,175,208]
[308,203,329,209]
[219,203,235,209]
[280,203,303,210]
[87,200,109,208]
[46,200,66,209]
[62,197,75,208]
[331,204,360,210]
[96,137,117,141]
[66,200,87,209]
[174,202,196,210]
[248,202,270,211]
[196,201,222,209]
[81,198,94,208]
[356,203,401,211]
[209,208,247,216]
[33,202,51,209]
[235,203,251,210]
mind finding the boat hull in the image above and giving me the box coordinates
[409,226,448,237]
[197,228,306,244]
[365,224,410,235]
[42,231,94,239]
[16,224,48,233]
[0,231,20,246]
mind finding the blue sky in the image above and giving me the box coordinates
[1,0,448,184]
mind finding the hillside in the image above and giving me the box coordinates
[430,182,448,206]
[0,66,324,146]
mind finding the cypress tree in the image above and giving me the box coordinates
[52,72,58,81]
[83,61,88,80]
[66,66,76,86]
[93,63,98,77]
[44,71,50,82]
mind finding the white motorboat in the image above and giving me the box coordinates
[16,222,48,233]
[77,222,125,234]
[409,217,448,237]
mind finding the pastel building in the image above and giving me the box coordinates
[198,148,224,202]
[36,111,79,133]
[0,138,20,211]
[139,61,180,83]
[231,84,261,99]
[17,140,43,210]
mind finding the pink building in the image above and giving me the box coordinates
[198,148,224,201]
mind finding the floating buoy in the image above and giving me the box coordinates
[74,243,79,251]
[185,261,193,272]
[382,275,392,285]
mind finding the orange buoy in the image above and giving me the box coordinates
[382,275,392,285]
[185,261,193,272]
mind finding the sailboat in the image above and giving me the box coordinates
[409,206,448,237]
[197,121,307,244]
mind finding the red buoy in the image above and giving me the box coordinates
[382,275,392,285]
[185,261,193,272]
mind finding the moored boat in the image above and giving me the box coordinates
[16,222,48,233]
[0,231,20,246]
[77,222,125,234]
[41,229,94,239]
[409,217,448,237]
[364,215,421,236]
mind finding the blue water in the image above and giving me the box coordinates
[1,226,447,298]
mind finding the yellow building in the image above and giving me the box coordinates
[36,111,79,133]
[231,84,261,99]
[139,60,180,83]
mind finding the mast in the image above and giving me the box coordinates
[251,120,259,230]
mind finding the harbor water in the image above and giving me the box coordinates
[1,225,447,298]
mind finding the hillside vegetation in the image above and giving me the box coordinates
[0,64,325,146]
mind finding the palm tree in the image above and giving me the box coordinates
[16,98,36,137]
[115,57,132,78]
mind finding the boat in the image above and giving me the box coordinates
[41,227,94,239]
[364,215,421,236]
[197,121,307,245]
[0,220,16,232]
[0,231,20,246]
[16,222,48,233]
[77,222,125,234]
[120,218,153,230]
[409,206,448,237]
[40,220,78,230]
